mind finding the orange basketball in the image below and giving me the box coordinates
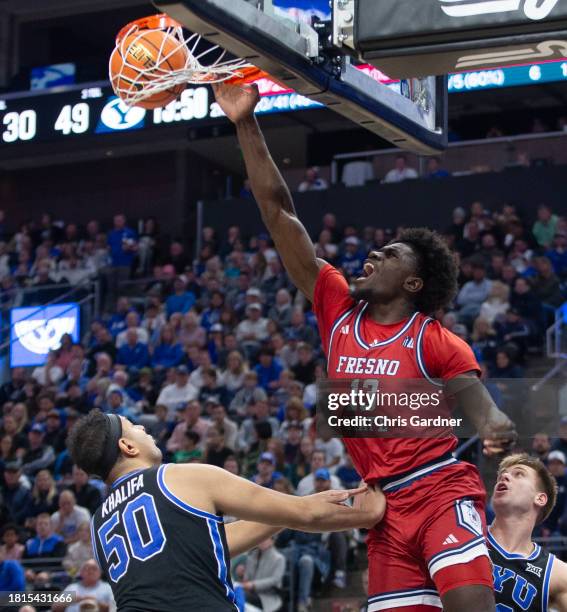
[110,29,188,109]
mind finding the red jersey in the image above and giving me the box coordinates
[313,264,480,483]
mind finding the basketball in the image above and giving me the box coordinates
[109,29,188,109]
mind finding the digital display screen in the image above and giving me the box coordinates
[0,82,322,147]
[10,303,80,368]
[1,59,566,147]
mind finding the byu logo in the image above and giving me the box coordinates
[97,97,146,132]
[15,318,76,355]
[439,0,559,21]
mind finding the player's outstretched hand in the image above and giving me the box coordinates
[212,82,261,124]
[311,484,368,506]
[481,410,517,457]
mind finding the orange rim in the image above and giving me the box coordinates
[116,13,183,44]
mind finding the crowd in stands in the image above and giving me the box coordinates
[0,199,566,612]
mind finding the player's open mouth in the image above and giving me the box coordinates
[495,482,508,493]
[357,261,376,281]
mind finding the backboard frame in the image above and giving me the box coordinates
[153,0,448,154]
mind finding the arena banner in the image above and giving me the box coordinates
[353,0,567,77]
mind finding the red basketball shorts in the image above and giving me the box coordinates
[366,457,493,611]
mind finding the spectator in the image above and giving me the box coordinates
[315,430,345,469]
[173,430,203,463]
[209,401,238,451]
[104,390,137,422]
[291,343,316,385]
[151,325,184,370]
[532,204,559,248]
[490,349,524,379]
[188,349,217,390]
[106,213,138,304]
[52,559,115,612]
[67,466,102,515]
[116,329,150,371]
[156,365,198,418]
[239,537,286,612]
[27,469,59,520]
[298,167,328,192]
[0,524,24,561]
[296,450,343,496]
[237,400,280,452]
[532,256,563,308]
[115,311,149,348]
[222,351,248,399]
[494,309,531,358]
[510,277,541,325]
[338,237,364,278]
[383,154,418,183]
[166,400,210,454]
[254,348,283,394]
[62,522,93,577]
[21,424,55,478]
[198,368,228,406]
[236,303,269,349]
[470,318,498,366]
[165,276,196,317]
[51,490,91,545]
[532,432,551,463]
[22,513,66,578]
[229,371,268,417]
[456,263,492,325]
[250,452,281,488]
[479,281,510,325]
[426,156,450,179]
[276,528,329,612]
[0,546,25,592]
[179,311,207,348]
[107,297,130,339]
[31,351,64,387]
[546,231,567,280]
[2,461,31,525]
[203,425,234,468]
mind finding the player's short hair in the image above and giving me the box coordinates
[498,453,558,523]
[394,228,458,314]
[67,409,123,479]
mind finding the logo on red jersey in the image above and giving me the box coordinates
[402,336,415,349]
[336,356,401,376]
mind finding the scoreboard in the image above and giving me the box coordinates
[0,81,321,147]
[2,58,567,147]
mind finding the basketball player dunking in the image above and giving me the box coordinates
[68,411,383,611]
[213,82,517,612]
[489,454,567,611]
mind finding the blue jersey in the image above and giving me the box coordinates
[92,465,236,611]
[488,530,554,611]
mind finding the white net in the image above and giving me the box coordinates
[110,18,254,107]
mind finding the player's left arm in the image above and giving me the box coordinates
[446,372,516,456]
[550,558,567,611]
[224,521,282,557]
[423,322,516,455]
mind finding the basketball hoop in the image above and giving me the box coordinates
[110,14,267,108]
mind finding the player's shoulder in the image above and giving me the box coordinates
[550,556,567,590]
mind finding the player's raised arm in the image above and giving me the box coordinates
[213,82,325,302]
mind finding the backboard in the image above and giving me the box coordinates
[335,0,567,78]
[152,0,448,154]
